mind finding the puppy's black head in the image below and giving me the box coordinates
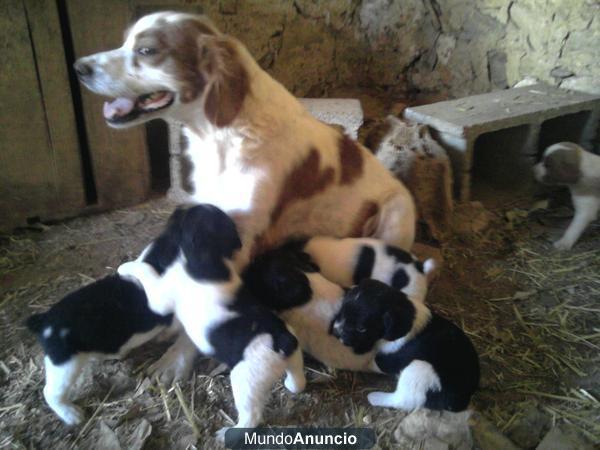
[330,279,415,354]
[534,142,582,186]
[243,247,315,311]
[166,204,241,281]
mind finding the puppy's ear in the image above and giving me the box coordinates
[202,36,249,127]
[182,204,241,260]
[382,301,415,341]
[25,313,46,334]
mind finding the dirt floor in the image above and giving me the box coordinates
[1,188,598,449]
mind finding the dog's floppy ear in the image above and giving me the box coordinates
[25,313,46,334]
[182,204,241,260]
[202,36,249,127]
[382,295,415,341]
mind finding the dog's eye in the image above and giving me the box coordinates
[136,47,157,56]
[357,327,367,333]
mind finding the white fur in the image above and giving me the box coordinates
[40,315,179,426]
[279,272,378,372]
[77,12,416,269]
[304,237,431,303]
[118,258,306,435]
[534,143,600,250]
[367,360,441,410]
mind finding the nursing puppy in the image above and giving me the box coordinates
[301,236,435,300]
[533,142,600,250]
[118,204,305,436]
[331,280,479,412]
[26,277,180,425]
[242,242,432,370]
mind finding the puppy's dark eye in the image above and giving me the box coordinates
[136,47,157,56]
[357,327,367,333]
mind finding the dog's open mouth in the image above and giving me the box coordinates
[103,91,175,123]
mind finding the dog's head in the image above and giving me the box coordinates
[330,279,416,354]
[74,12,248,129]
[533,142,583,186]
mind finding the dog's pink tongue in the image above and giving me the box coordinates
[103,97,135,119]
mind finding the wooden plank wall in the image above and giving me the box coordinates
[0,0,85,230]
[66,0,150,209]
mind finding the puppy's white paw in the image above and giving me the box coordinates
[215,426,230,443]
[54,403,85,426]
[117,261,143,278]
[284,373,306,394]
[367,391,392,407]
[553,238,574,251]
[148,352,193,384]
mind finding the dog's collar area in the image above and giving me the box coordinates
[103,91,175,123]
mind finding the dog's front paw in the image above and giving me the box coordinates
[215,426,230,443]
[118,261,143,278]
[553,238,574,251]
[367,391,394,408]
[54,403,85,426]
[148,351,194,384]
[284,372,306,394]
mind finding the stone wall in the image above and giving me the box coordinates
[196,0,599,98]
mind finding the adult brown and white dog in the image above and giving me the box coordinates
[534,142,600,250]
[74,11,416,267]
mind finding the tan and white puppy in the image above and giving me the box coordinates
[74,11,416,268]
[533,142,600,250]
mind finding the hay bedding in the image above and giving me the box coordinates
[0,196,599,449]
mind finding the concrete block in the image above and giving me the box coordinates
[299,98,363,139]
[404,84,600,200]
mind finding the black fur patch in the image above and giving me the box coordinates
[208,286,298,367]
[243,247,315,312]
[352,246,376,284]
[391,269,409,289]
[331,279,415,354]
[385,245,413,264]
[375,314,480,412]
[25,275,173,365]
[145,204,242,282]
[414,260,424,274]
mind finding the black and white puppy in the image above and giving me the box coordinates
[26,276,180,425]
[302,236,435,300]
[331,279,479,412]
[242,247,377,371]
[117,205,305,437]
[533,142,600,250]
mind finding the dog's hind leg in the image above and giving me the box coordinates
[372,193,416,251]
[216,337,287,440]
[368,360,441,411]
[43,355,88,425]
[554,195,599,250]
[283,347,306,394]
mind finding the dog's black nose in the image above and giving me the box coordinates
[73,61,93,78]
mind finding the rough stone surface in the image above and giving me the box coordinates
[369,116,454,240]
[506,402,551,449]
[299,98,364,139]
[180,1,600,98]
[394,409,474,450]
[404,84,600,199]
[536,424,595,450]
[469,412,520,450]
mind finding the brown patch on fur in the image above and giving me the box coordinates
[132,18,218,103]
[271,148,335,222]
[543,146,582,185]
[179,152,195,194]
[364,119,393,154]
[349,201,380,237]
[338,134,364,184]
[204,39,249,127]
